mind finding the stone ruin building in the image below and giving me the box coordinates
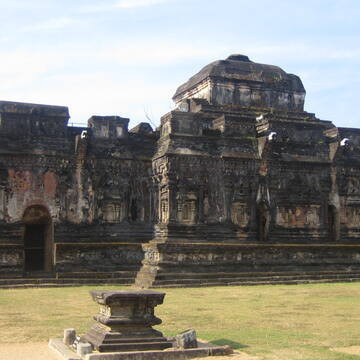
[1,54,360,287]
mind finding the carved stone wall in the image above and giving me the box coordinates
[1,54,360,285]
[0,102,156,277]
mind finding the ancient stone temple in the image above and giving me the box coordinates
[1,54,360,287]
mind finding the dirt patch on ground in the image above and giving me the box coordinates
[200,353,260,360]
[0,342,59,360]
[332,346,360,356]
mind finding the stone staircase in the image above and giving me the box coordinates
[3,270,360,289]
[0,271,137,289]
[135,269,360,288]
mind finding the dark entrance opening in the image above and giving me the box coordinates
[22,205,53,274]
[328,205,339,242]
[257,202,270,242]
[24,224,46,272]
[130,199,138,222]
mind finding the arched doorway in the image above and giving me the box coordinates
[22,205,53,273]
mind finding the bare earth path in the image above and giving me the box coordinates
[0,343,59,360]
[0,342,259,360]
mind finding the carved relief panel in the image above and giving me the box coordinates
[346,177,360,195]
[341,206,360,227]
[276,205,321,228]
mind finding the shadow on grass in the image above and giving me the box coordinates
[210,338,248,349]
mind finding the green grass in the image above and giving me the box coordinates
[1,283,360,359]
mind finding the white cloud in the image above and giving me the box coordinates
[0,37,358,128]
[0,49,62,80]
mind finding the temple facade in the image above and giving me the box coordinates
[1,54,360,286]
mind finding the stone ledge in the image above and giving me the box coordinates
[49,338,232,360]
[85,345,233,360]
[48,338,81,360]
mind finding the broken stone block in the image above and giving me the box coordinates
[175,329,197,349]
[63,329,76,345]
[77,342,92,357]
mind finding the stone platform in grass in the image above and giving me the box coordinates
[49,338,233,360]
[49,289,233,360]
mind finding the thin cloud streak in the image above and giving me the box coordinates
[116,0,170,8]
[245,44,360,63]
[0,40,358,95]
[81,0,172,13]
[23,17,80,32]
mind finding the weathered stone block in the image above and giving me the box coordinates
[63,329,76,345]
[77,342,92,357]
[175,329,197,349]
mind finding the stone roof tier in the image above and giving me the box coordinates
[173,54,306,112]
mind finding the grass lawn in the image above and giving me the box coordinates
[1,283,360,360]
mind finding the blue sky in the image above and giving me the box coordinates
[0,0,359,129]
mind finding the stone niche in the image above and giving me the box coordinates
[177,192,198,224]
[231,202,249,226]
[102,202,126,223]
[159,189,169,223]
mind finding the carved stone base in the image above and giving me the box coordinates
[82,323,173,352]
[81,290,173,353]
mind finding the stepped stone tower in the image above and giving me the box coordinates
[134,55,360,287]
[1,54,360,287]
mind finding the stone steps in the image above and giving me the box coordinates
[154,270,360,281]
[150,277,360,288]
[57,271,138,279]
[146,270,360,287]
[0,270,138,288]
[0,278,134,288]
[3,270,360,289]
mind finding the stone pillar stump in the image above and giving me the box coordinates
[81,290,173,352]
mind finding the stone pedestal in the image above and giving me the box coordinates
[81,290,173,352]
